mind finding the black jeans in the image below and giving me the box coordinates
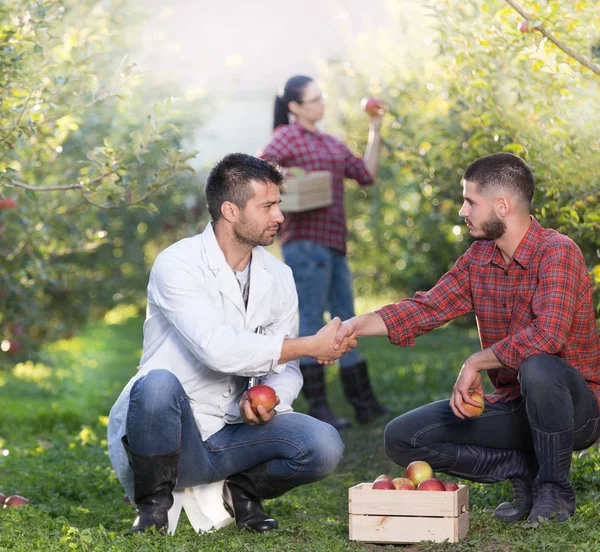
[384,354,600,472]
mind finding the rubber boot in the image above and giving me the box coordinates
[340,360,389,423]
[300,364,351,430]
[122,436,179,534]
[222,463,295,532]
[527,426,576,523]
[447,443,536,523]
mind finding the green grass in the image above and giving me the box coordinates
[1,314,599,551]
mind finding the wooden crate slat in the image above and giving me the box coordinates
[349,511,469,544]
[349,483,468,517]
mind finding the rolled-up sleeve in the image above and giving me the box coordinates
[376,253,473,345]
[342,142,373,186]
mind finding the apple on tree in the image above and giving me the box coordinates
[517,20,532,33]
[406,460,434,486]
[246,385,277,415]
[0,197,17,210]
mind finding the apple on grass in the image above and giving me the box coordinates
[417,478,446,492]
[406,460,434,487]
[4,495,29,508]
[392,477,416,490]
[463,391,485,418]
[246,385,277,415]
[0,492,5,505]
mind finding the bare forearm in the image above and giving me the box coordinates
[279,336,315,364]
[352,312,389,337]
[467,348,503,372]
[363,124,381,181]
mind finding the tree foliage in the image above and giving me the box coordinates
[1,0,206,364]
[327,0,600,312]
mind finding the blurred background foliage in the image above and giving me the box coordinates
[1,0,210,366]
[2,0,599,368]
[325,0,600,307]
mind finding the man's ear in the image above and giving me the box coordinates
[221,201,238,223]
[496,195,510,218]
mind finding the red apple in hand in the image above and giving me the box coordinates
[392,477,416,490]
[463,391,485,418]
[361,97,385,117]
[406,460,434,486]
[4,495,29,508]
[443,481,460,492]
[417,478,446,492]
[246,385,277,415]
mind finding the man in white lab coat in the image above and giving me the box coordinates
[107,153,352,535]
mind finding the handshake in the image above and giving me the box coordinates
[309,317,358,365]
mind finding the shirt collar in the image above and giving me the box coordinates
[291,121,320,136]
[202,221,264,272]
[482,216,542,269]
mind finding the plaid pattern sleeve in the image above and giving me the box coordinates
[376,251,474,346]
[376,218,600,408]
[342,142,373,187]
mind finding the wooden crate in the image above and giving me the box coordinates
[348,483,469,544]
[280,171,332,212]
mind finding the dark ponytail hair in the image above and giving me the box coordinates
[273,75,313,130]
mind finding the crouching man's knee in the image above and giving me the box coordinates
[384,416,416,467]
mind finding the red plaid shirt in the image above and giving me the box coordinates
[257,122,373,255]
[377,218,600,408]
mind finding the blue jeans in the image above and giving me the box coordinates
[384,354,600,472]
[125,370,344,490]
[282,239,362,368]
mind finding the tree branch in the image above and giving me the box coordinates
[504,0,600,75]
[9,172,114,192]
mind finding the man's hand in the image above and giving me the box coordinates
[239,391,280,425]
[333,318,359,351]
[312,317,357,364]
[450,357,484,419]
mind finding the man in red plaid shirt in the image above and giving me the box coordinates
[334,152,600,524]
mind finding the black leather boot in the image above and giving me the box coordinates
[122,436,179,534]
[222,463,295,533]
[340,360,389,423]
[448,443,536,522]
[527,426,576,523]
[300,364,351,430]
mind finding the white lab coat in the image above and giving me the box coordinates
[107,222,302,534]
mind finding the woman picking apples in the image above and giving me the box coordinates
[258,75,388,429]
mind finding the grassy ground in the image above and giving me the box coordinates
[1,311,599,551]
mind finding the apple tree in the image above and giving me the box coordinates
[0,0,207,366]
[325,0,600,313]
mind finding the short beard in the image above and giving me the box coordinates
[234,226,274,248]
[475,214,506,241]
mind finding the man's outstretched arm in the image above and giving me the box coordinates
[333,312,389,349]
